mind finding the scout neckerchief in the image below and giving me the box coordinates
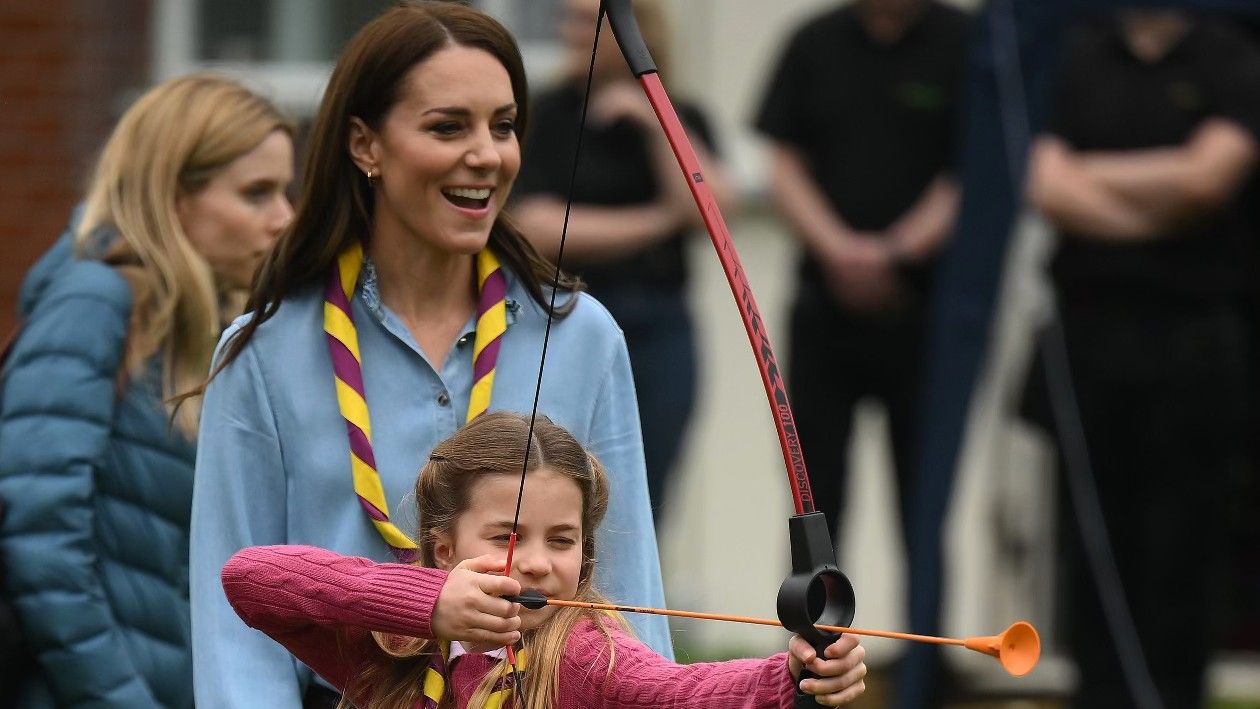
[421,642,527,709]
[323,241,507,562]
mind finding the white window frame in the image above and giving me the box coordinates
[153,0,566,116]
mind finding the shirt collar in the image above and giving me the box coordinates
[449,642,508,662]
[358,255,521,334]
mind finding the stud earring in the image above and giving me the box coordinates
[366,167,379,185]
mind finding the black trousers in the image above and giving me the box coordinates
[1055,304,1249,709]
[787,290,928,563]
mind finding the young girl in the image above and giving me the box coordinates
[222,412,867,708]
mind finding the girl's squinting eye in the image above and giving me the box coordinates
[494,119,516,136]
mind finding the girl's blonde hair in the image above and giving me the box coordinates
[344,412,627,709]
[76,73,292,435]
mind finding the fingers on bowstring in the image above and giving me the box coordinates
[467,597,518,628]
[468,610,521,635]
[459,554,508,574]
[475,570,522,600]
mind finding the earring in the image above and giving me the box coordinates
[366,167,378,185]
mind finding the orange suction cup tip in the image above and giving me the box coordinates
[962,621,1041,676]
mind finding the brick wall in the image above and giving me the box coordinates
[0,0,151,335]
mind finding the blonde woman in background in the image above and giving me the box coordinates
[0,74,293,708]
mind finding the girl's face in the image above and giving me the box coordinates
[178,129,294,290]
[434,468,585,632]
[353,44,521,257]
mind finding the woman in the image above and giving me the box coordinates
[0,75,293,707]
[188,4,669,707]
[513,0,739,519]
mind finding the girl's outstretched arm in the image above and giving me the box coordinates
[559,621,866,708]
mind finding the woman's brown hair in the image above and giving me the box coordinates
[342,412,625,709]
[208,0,580,383]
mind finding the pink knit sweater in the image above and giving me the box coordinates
[222,545,797,708]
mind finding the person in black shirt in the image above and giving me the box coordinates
[1029,11,1260,708]
[754,1,969,704]
[513,0,737,522]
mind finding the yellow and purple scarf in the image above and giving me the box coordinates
[322,243,507,561]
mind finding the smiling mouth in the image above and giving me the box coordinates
[442,187,492,210]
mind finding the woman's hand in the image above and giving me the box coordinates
[432,554,523,646]
[787,634,867,706]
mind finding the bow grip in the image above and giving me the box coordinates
[776,512,856,706]
[601,0,658,77]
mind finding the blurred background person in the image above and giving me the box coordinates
[753,0,969,704]
[0,74,293,707]
[1225,13,1260,666]
[1028,9,1260,708]
[513,0,738,523]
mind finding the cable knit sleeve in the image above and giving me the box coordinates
[558,620,796,709]
[221,545,448,690]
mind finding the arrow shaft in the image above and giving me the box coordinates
[539,598,963,647]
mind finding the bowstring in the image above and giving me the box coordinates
[503,5,607,706]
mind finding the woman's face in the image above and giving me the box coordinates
[177,129,294,290]
[361,45,521,257]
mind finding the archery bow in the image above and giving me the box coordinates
[595,0,858,698]
[586,3,1045,696]
[501,1,1041,702]
[501,1,857,700]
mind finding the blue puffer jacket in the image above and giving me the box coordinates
[0,228,196,708]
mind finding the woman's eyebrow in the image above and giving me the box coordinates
[422,103,517,117]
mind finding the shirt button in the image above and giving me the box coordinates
[437,391,451,406]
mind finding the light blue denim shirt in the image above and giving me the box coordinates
[190,263,670,707]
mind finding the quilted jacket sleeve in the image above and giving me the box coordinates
[0,261,161,707]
